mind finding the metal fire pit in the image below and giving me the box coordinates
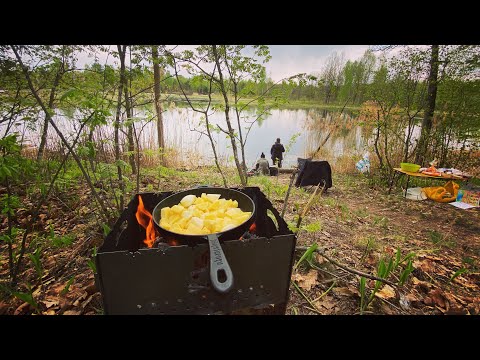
[95,187,297,315]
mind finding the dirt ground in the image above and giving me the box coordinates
[282,173,480,315]
[1,170,479,315]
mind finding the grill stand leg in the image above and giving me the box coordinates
[404,175,410,198]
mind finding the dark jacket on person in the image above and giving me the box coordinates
[270,142,285,160]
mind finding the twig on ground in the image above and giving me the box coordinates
[309,262,344,280]
[296,245,398,288]
[312,281,337,303]
[296,182,325,229]
[305,306,323,315]
[376,295,409,315]
[292,281,322,314]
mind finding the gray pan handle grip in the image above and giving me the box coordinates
[207,234,234,293]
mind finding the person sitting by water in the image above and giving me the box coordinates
[270,138,285,168]
[255,153,270,176]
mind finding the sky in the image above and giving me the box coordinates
[76,45,372,82]
[266,45,370,80]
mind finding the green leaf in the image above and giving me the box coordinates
[449,268,468,283]
[399,259,414,286]
[400,252,416,264]
[294,243,318,270]
[60,88,78,102]
[359,277,366,313]
[60,276,75,295]
[102,223,111,237]
[115,160,128,168]
[394,248,401,270]
[12,290,38,311]
[87,259,96,274]
[377,258,386,278]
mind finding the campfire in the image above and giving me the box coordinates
[136,195,179,247]
[135,195,157,248]
[95,187,296,315]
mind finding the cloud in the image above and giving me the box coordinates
[266,45,370,81]
[76,45,372,81]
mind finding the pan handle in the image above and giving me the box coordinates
[206,234,234,293]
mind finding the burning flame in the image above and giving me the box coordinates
[136,195,157,248]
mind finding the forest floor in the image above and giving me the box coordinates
[1,168,479,315]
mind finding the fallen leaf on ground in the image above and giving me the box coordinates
[73,291,88,307]
[63,310,82,315]
[41,299,59,309]
[413,259,435,273]
[84,281,97,295]
[292,269,318,291]
[422,255,443,262]
[384,247,395,256]
[379,302,396,314]
[375,285,396,300]
[429,289,448,310]
[0,301,9,315]
[412,277,433,292]
[14,302,31,315]
[42,309,56,315]
[424,296,434,306]
[333,287,359,297]
[445,306,468,315]
[405,293,422,308]
[315,254,328,265]
[366,254,377,265]
[315,295,336,310]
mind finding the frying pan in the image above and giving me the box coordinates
[152,187,255,293]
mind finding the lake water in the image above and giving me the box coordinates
[9,103,474,171]
[136,106,365,168]
[15,106,368,167]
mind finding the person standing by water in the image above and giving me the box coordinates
[255,152,270,176]
[270,138,285,168]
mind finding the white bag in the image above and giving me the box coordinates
[405,187,427,201]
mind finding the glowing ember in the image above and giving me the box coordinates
[240,223,257,240]
[135,195,157,248]
[168,239,179,246]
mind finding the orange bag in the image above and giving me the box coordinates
[422,181,459,203]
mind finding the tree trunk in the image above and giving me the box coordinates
[233,81,247,174]
[212,45,246,186]
[415,45,439,165]
[115,45,126,211]
[120,46,137,174]
[37,47,65,161]
[373,110,384,169]
[152,45,165,166]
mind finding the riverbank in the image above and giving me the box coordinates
[163,92,363,112]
